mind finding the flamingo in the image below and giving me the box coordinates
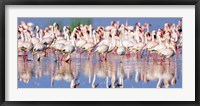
[117,38,126,63]
[33,26,52,57]
[129,42,146,59]
[18,30,34,62]
[95,44,109,61]
[95,30,117,61]
[143,32,159,60]
[81,26,97,60]
[107,31,117,53]
[52,42,65,62]
[61,37,76,63]
[31,26,40,46]
[33,29,46,61]
[75,29,87,54]
[157,41,176,65]
[76,38,87,54]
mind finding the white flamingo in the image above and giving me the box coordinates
[95,44,109,61]
[81,27,97,60]
[61,37,76,63]
[18,30,33,62]
[117,36,126,63]
[33,29,46,61]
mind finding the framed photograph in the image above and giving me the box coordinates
[1,0,199,105]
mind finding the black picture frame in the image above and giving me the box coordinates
[0,0,199,106]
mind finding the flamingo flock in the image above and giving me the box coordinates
[18,19,182,88]
[18,20,182,64]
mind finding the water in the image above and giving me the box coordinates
[18,18,182,88]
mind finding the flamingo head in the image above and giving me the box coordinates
[34,26,40,32]
[169,42,177,53]
[151,30,157,37]
[145,32,151,37]
[27,22,34,27]
[176,26,182,33]
[53,22,59,29]
[21,21,26,25]
[111,21,116,26]
[39,29,44,34]
[135,22,141,26]
[63,26,67,32]
[48,25,53,29]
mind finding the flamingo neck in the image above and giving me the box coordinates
[51,27,54,37]
[144,34,148,44]
[72,37,76,47]
[84,32,89,41]
[24,33,28,42]
[90,27,92,38]
[119,39,123,47]
[158,35,162,45]
[136,31,140,43]
[92,31,97,44]
[146,25,149,32]
[40,33,43,42]
[20,33,24,41]
[36,31,39,39]
[170,43,176,53]
[152,34,155,42]
[53,27,58,38]
[112,35,116,46]
[64,30,70,41]
[66,33,70,41]
[165,40,170,48]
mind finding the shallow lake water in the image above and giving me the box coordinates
[18,49,182,88]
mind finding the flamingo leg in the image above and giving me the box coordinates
[140,49,145,58]
[126,48,130,56]
[168,58,170,65]
[87,51,92,60]
[55,53,60,68]
[44,49,48,57]
[37,53,41,61]
[104,53,107,61]
[22,51,27,62]
[75,48,79,54]
[79,50,85,57]
[65,54,71,63]
[155,53,158,64]
[136,51,139,59]
[176,49,178,59]
[120,56,123,63]
[53,50,57,62]
[99,54,102,62]
[147,52,150,62]
[160,57,164,65]
[161,58,166,65]
[60,54,65,61]
[113,47,117,54]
